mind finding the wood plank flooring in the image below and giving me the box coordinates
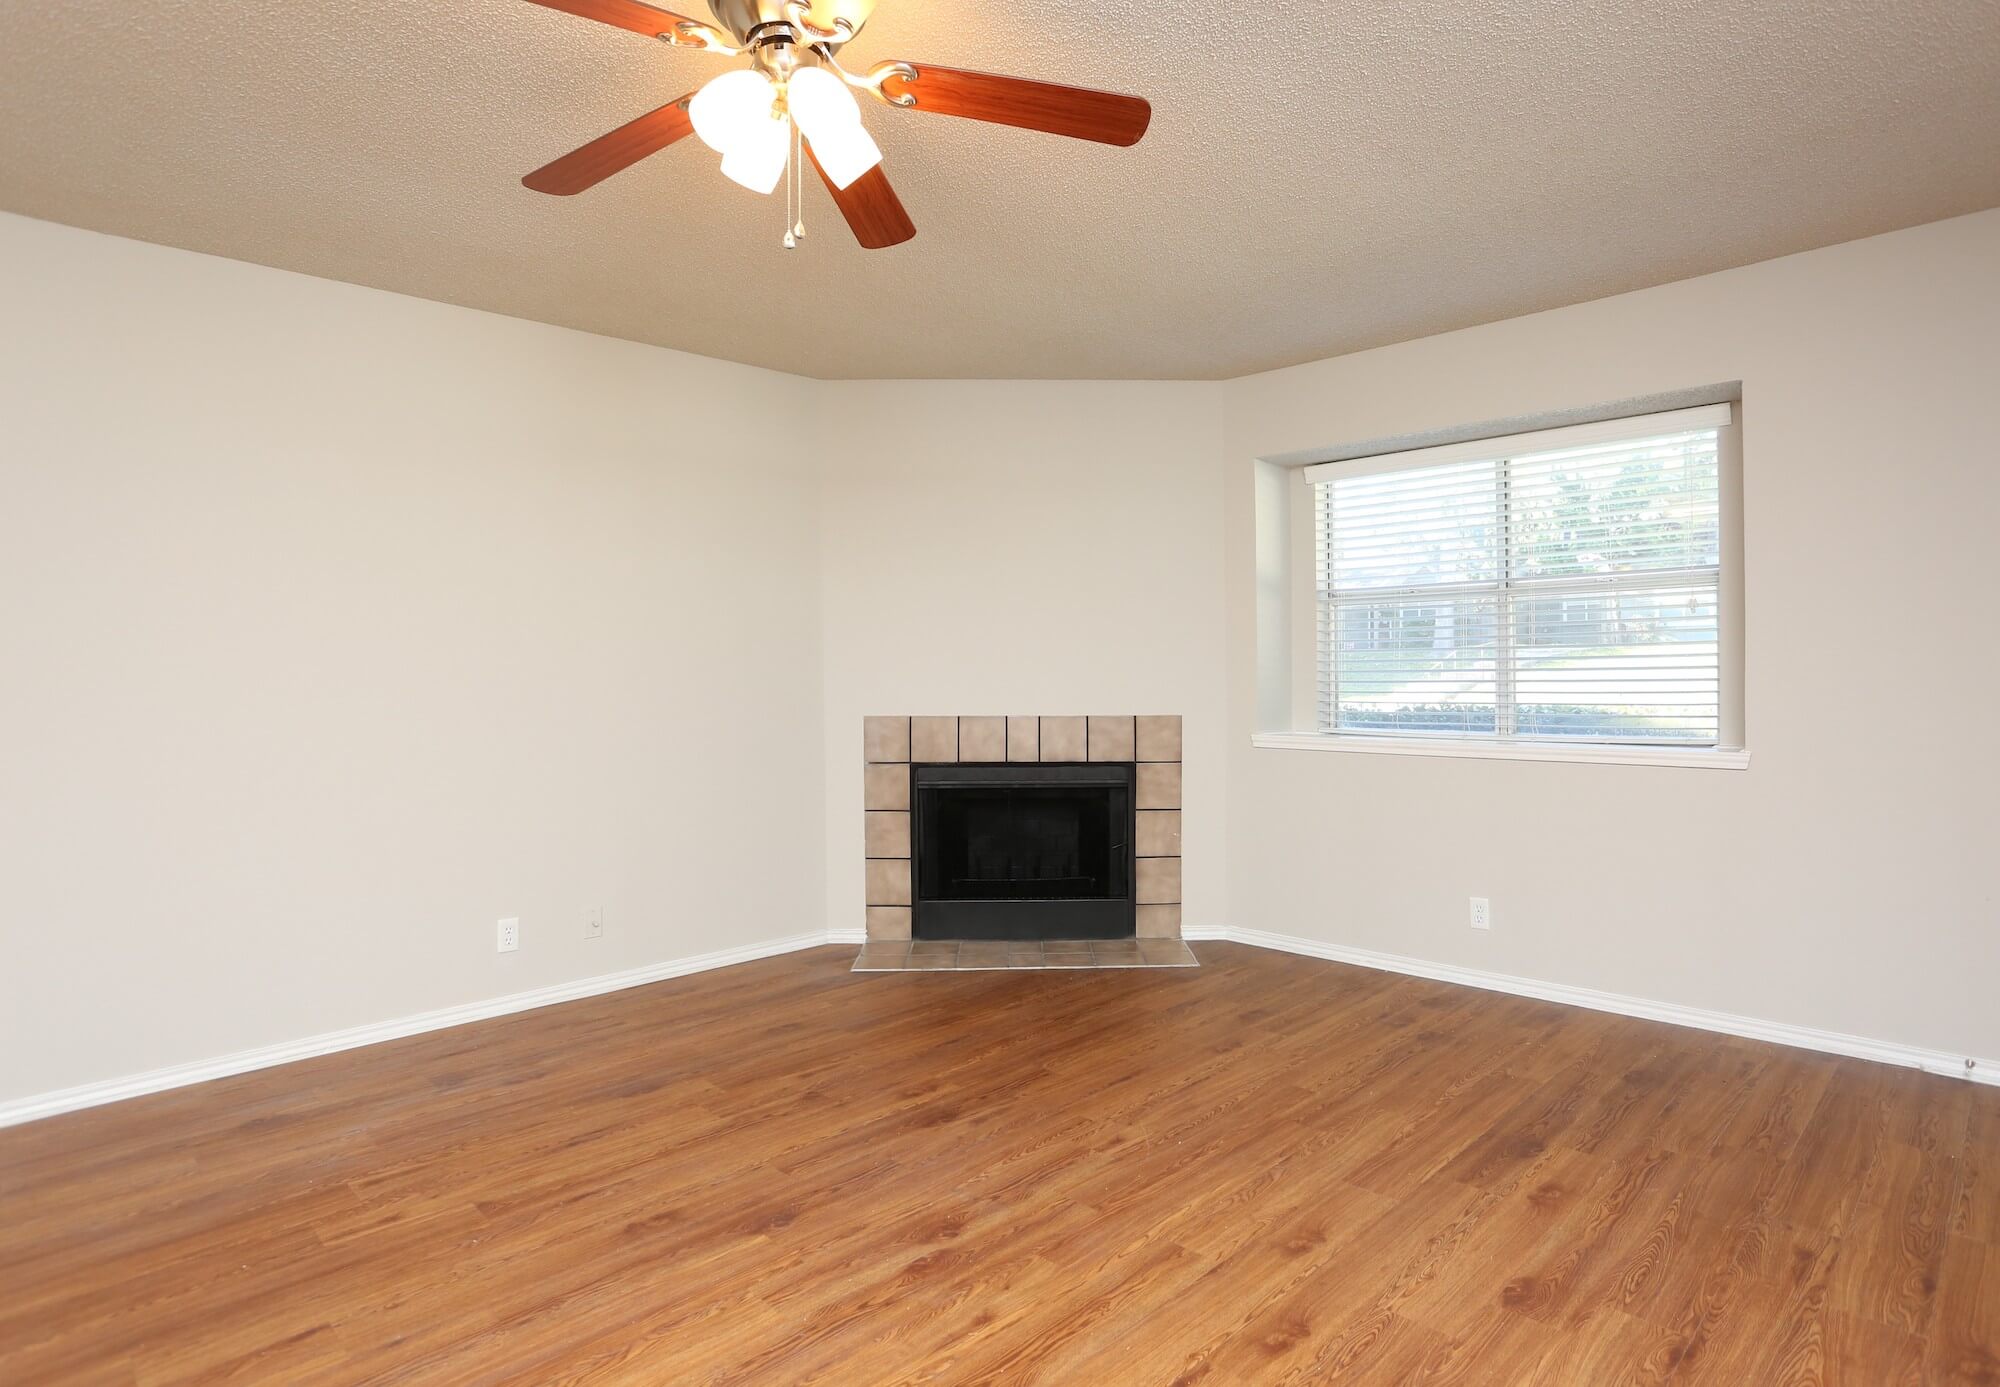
[1,942,1996,1384]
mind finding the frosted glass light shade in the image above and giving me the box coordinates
[786,66,859,130]
[786,66,883,190]
[690,69,778,154]
[718,113,790,194]
[803,120,881,190]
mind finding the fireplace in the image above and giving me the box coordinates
[913,763,1134,940]
[861,716,1182,942]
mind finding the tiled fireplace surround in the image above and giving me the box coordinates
[862,715,1183,941]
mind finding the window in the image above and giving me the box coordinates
[1305,404,1732,747]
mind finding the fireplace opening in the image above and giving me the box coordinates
[912,762,1135,940]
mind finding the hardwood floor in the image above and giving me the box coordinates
[2,942,1995,1384]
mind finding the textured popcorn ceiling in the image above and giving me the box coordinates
[2,0,1997,379]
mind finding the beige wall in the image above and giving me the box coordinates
[1222,209,2000,1063]
[0,214,827,1102]
[812,382,1229,938]
[5,206,1995,1108]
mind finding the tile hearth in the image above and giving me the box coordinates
[853,939,1199,972]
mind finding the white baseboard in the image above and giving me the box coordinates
[1210,925,1998,1087]
[14,922,1984,1129]
[0,930,838,1129]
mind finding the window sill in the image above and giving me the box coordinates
[1250,732,1751,770]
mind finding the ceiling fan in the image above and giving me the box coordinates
[520,0,1152,248]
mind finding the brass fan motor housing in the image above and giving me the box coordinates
[706,0,874,48]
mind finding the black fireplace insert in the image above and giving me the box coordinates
[911,762,1135,940]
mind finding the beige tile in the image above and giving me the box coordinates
[959,942,1012,963]
[864,763,910,811]
[1040,716,1086,762]
[1042,951,1094,968]
[1138,939,1196,965]
[1136,904,1182,938]
[1135,810,1181,858]
[911,716,958,763]
[854,943,911,970]
[909,939,958,956]
[1136,857,1181,905]
[1088,716,1135,762]
[865,858,911,906]
[1007,716,1039,762]
[865,811,911,858]
[959,716,1006,763]
[1136,715,1182,762]
[1092,938,1143,955]
[906,952,959,970]
[864,716,909,763]
[1136,761,1181,810]
[865,906,912,940]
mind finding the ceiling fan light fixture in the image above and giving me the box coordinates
[518,0,1155,249]
[689,68,778,155]
[717,111,791,193]
[786,66,882,189]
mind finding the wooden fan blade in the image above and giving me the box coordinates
[523,0,710,42]
[806,144,916,249]
[878,65,1150,146]
[523,95,696,195]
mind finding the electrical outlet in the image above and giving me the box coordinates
[584,907,604,941]
[1469,897,1492,931]
[497,917,520,953]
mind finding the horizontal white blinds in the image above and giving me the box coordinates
[1315,418,1724,745]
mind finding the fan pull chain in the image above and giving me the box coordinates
[792,119,806,243]
[782,119,797,250]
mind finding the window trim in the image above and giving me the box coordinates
[1250,730,1750,770]
[1299,402,1734,483]
[1291,401,1745,761]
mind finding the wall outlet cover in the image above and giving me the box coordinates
[498,917,520,953]
[585,907,604,940]
[1470,897,1492,930]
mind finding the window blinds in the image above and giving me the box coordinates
[1308,405,1728,745]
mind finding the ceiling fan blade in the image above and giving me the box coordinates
[523,95,696,195]
[523,0,718,44]
[878,65,1151,147]
[806,144,916,249]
